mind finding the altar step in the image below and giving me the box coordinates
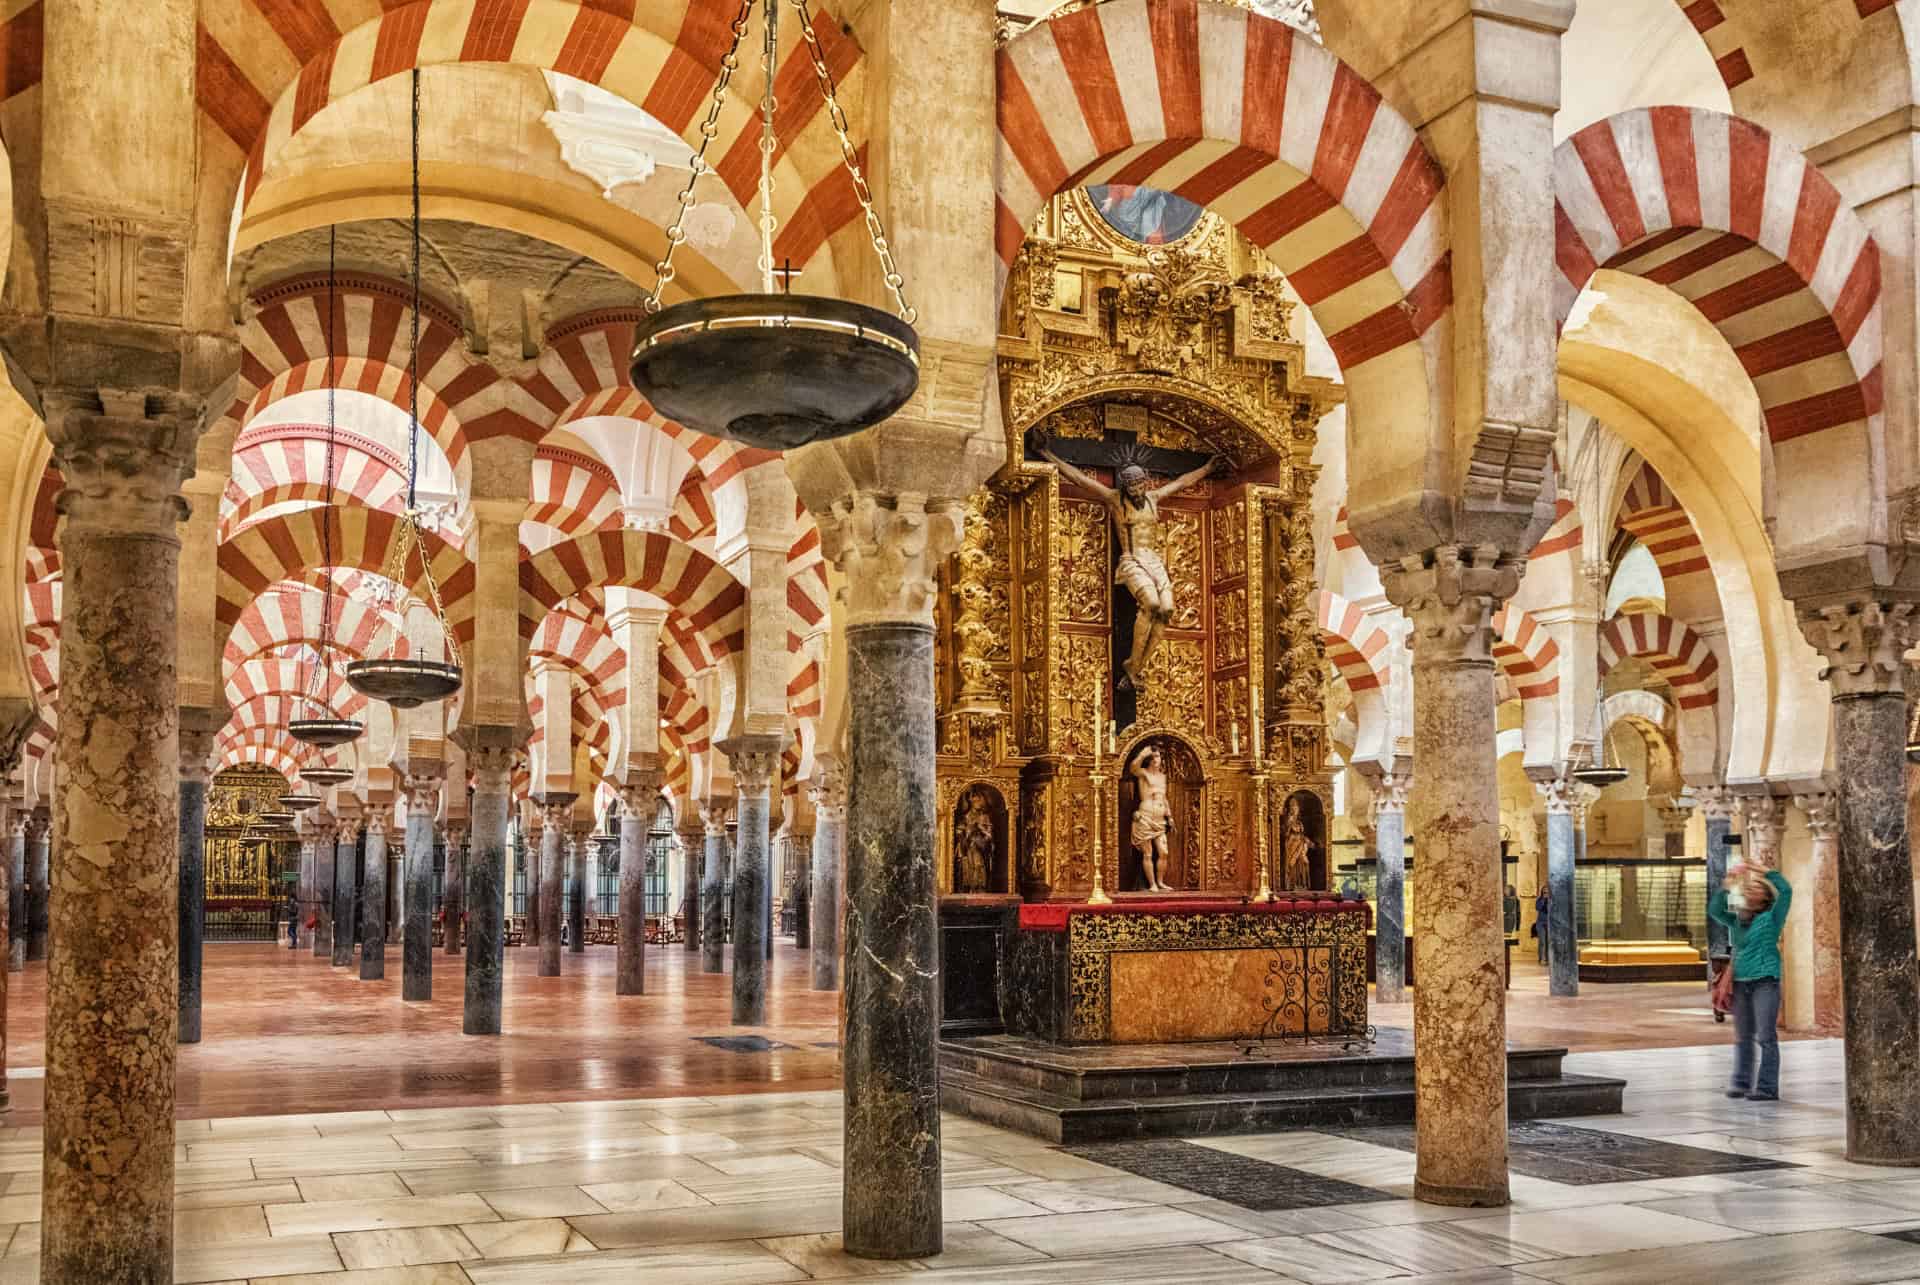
[939,1034,1625,1144]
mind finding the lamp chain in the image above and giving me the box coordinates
[757,0,779,293]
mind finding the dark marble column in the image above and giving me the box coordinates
[1538,778,1578,997]
[25,809,49,962]
[442,825,465,953]
[1700,786,1735,961]
[723,740,779,1026]
[617,778,661,995]
[465,746,515,1035]
[1371,772,1408,1003]
[680,821,703,955]
[536,796,574,976]
[842,621,942,1257]
[311,814,336,958]
[809,768,845,991]
[331,815,360,968]
[8,812,22,971]
[792,835,812,950]
[40,404,197,1279]
[525,818,542,950]
[403,770,443,1002]
[359,818,388,981]
[1800,603,1920,1164]
[700,802,731,974]
[1382,548,1513,1209]
[568,823,589,956]
[176,746,212,1043]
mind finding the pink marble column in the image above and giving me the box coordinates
[41,399,196,1279]
[1795,791,1844,1035]
[1383,547,1515,1209]
[617,775,663,995]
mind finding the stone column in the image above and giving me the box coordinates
[722,740,780,1025]
[464,746,516,1035]
[1800,602,1920,1163]
[1794,791,1844,1034]
[679,815,704,955]
[1657,800,1692,859]
[700,801,732,974]
[176,726,214,1044]
[536,795,574,976]
[1372,771,1409,1003]
[331,812,360,968]
[1535,777,1577,995]
[25,808,49,962]
[617,777,662,995]
[525,812,542,949]
[1698,786,1735,960]
[403,769,443,1002]
[1381,547,1515,1208]
[568,819,590,956]
[809,766,846,991]
[7,812,22,971]
[309,814,335,957]
[442,824,465,953]
[360,818,388,982]
[41,398,199,1278]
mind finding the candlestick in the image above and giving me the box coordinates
[1252,690,1264,762]
[1087,763,1113,905]
[1251,763,1276,903]
[1090,703,1101,763]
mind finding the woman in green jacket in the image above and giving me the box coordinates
[1707,865,1793,1101]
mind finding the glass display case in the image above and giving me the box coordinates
[1573,858,1709,951]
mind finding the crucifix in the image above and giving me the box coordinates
[771,258,804,293]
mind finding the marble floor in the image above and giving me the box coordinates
[3,1040,1919,1282]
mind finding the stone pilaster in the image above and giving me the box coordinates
[1370,771,1409,1003]
[442,824,466,954]
[25,808,49,963]
[535,794,575,977]
[41,395,199,1279]
[617,775,663,995]
[1800,601,1920,1163]
[1794,791,1844,1036]
[1535,776,1579,998]
[700,801,733,974]
[360,820,388,982]
[331,809,361,969]
[1380,545,1517,1209]
[177,718,216,1043]
[1696,786,1736,960]
[402,769,444,1001]
[464,744,517,1035]
[809,765,847,992]
[722,738,781,1025]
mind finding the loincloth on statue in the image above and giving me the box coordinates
[1114,549,1172,602]
[1131,804,1171,848]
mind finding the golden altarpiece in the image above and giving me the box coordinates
[206,766,296,940]
[933,192,1344,908]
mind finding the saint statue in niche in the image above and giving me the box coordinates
[1128,746,1176,892]
[1282,795,1316,890]
[954,787,997,894]
[1039,436,1221,689]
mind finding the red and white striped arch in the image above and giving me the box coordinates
[217,508,477,648]
[224,586,409,673]
[547,365,778,493]
[671,470,718,543]
[1313,589,1388,694]
[1616,460,1711,583]
[997,0,1449,374]
[222,431,411,539]
[1599,610,1721,711]
[1555,108,1883,538]
[528,446,625,542]
[214,730,305,781]
[1490,607,1561,702]
[214,0,871,274]
[224,658,371,722]
[518,531,747,662]
[1528,497,1582,565]
[1674,0,1754,91]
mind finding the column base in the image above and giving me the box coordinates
[1413,1178,1510,1208]
[1846,1149,1920,1168]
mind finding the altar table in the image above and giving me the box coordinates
[1002,896,1371,1045]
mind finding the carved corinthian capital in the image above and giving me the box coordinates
[816,491,966,628]
[1378,545,1521,666]
[405,766,447,815]
[1799,600,1914,697]
[719,736,782,796]
[808,762,848,821]
[44,390,202,537]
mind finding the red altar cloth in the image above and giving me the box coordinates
[1018,895,1370,933]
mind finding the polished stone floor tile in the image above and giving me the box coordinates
[1633,1185,1918,1234]
[459,1217,598,1258]
[1521,1227,1920,1283]
[263,1192,498,1237]
[977,1205,1248,1256]
[1448,1203,1753,1257]
[1068,1138,1391,1210]
[1304,1220,1561,1273]
[332,1223,481,1269]
[476,1183,608,1219]
[461,1239,809,1284]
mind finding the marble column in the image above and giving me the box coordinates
[1657,800,1692,859]
[809,768,846,992]
[7,813,22,971]
[1537,778,1578,997]
[536,796,574,976]
[1698,786,1735,960]
[41,402,198,1278]
[525,816,542,949]
[25,809,49,962]
[1372,772,1409,1003]
[700,802,731,974]
[464,746,516,1035]
[617,778,661,995]
[442,825,465,953]
[360,818,388,982]
[403,770,443,1002]
[1382,547,1514,1209]
[177,740,212,1043]
[1800,602,1920,1163]
[331,815,360,968]
[311,814,336,958]
[679,820,704,955]
[1795,791,1844,1034]
[568,822,590,956]
[723,740,780,1026]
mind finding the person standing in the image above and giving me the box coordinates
[1708,865,1793,1101]
[1534,886,1551,964]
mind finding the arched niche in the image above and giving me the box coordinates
[949,780,1011,896]
[1116,730,1207,893]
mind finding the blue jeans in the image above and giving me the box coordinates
[1732,976,1781,1097]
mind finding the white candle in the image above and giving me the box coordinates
[1231,723,1241,756]
[1253,692,1263,761]
[1091,704,1101,761]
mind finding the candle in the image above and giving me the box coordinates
[1252,692,1263,761]
[1091,704,1101,761]
[1231,723,1241,756]
[1109,725,1118,757]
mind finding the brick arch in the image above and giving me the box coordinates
[1599,610,1720,711]
[224,659,371,722]
[214,732,305,781]
[1555,108,1883,556]
[528,446,625,542]
[1313,589,1388,694]
[222,435,412,540]
[211,0,870,271]
[550,384,778,493]
[1613,458,1711,585]
[517,531,747,668]
[217,508,477,649]
[670,470,717,543]
[530,603,626,706]
[1490,607,1560,701]
[224,587,411,674]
